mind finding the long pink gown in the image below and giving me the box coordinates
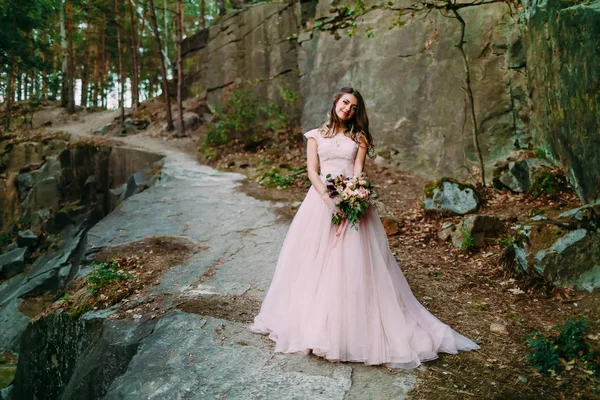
[250,128,479,368]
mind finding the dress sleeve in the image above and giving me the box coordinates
[303,129,319,142]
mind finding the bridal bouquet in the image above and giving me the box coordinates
[324,173,377,230]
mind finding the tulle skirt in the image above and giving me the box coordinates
[250,186,479,368]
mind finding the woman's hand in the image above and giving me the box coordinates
[320,191,336,209]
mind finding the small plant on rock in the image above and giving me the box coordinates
[87,261,133,294]
[529,168,570,198]
[460,226,475,253]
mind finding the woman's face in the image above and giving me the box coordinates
[334,93,358,122]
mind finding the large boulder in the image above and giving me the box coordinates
[448,215,503,248]
[493,157,566,195]
[0,247,26,280]
[512,205,600,291]
[424,178,481,216]
[16,230,38,248]
[174,112,201,136]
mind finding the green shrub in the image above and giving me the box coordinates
[529,169,569,197]
[202,86,299,151]
[204,90,259,147]
[535,148,547,158]
[525,318,599,376]
[460,226,475,252]
[87,261,133,294]
[525,332,562,375]
[260,103,287,132]
[498,234,516,248]
[259,167,295,189]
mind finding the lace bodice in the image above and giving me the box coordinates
[304,128,358,180]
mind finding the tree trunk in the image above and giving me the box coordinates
[92,29,100,107]
[115,0,125,124]
[98,15,107,108]
[200,0,206,28]
[80,20,92,109]
[148,0,174,131]
[60,0,68,107]
[128,0,140,109]
[4,57,16,132]
[65,0,75,113]
[176,0,185,137]
[137,7,146,102]
[218,0,226,16]
[164,0,169,56]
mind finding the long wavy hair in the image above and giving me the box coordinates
[318,87,374,155]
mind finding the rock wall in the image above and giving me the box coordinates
[181,0,597,196]
[181,2,302,110]
[182,0,530,180]
[11,311,156,400]
[299,1,528,180]
[0,136,164,354]
[524,0,600,204]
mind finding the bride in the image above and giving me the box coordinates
[250,87,479,368]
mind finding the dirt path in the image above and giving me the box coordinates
[47,108,120,137]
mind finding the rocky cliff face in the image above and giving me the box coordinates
[524,0,600,204]
[299,1,528,180]
[0,135,163,355]
[181,2,302,110]
[182,0,529,180]
[181,0,599,205]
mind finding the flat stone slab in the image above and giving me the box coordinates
[105,311,416,400]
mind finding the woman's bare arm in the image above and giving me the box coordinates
[353,138,368,177]
[306,138,326,195]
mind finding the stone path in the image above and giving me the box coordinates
[85,142,418,399]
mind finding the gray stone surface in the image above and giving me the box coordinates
[0,225,86,353]
[16,230,37,248]
[0,247,26,280]
[0,295,30,353]
[105,312,416,400]
[181,2,301,117]
[513,220,600,291]
[0,384,12,400]
[31,177,59,211]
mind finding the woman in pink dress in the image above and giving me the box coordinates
[250,87,479,368]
